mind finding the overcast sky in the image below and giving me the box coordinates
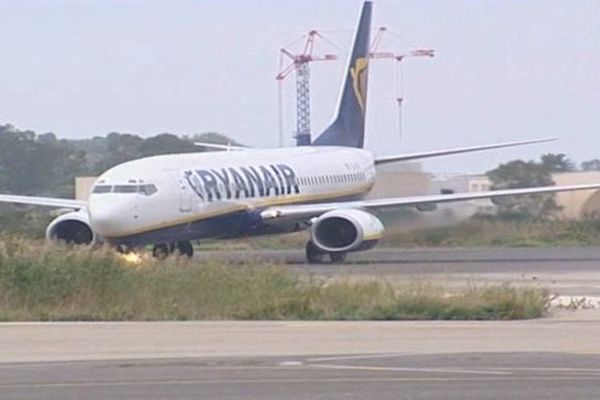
[0,0,598,173]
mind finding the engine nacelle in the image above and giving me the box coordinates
[310,209,384,253]
[46,210,99,245]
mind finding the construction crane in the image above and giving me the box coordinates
[277,27,433,146]
[276,30,338,147]
[369,27,434,138]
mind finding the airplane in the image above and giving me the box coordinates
[1,0,600,263]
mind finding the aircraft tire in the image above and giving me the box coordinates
[305,241,324,264]
[175,241,194,258]
[329,252,347,263]
[152,244,170,259]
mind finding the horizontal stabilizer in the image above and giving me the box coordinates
[193,142,249,152]
[374,137,556,165]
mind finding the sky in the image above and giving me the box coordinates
[0,0,598,174]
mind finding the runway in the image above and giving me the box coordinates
[3,352,600,400]
[2,247,600,399]
[198,247,600,296]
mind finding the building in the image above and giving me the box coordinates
[75,177,97,201]
[553,172,600,219]
[367,162,430,198]
[433,172,600,220]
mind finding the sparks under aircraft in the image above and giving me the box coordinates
[2,1,600,262]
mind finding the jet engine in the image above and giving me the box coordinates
[46,210,98,245]
[310,209,384,253]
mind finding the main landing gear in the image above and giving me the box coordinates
[305,241,347,264]
[152,241,194,259]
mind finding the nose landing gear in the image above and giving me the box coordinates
[152,241,194,259]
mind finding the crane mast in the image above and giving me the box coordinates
[276,31,337,146]
[277,27,433,146]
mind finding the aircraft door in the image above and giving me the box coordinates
[177,177,193,212]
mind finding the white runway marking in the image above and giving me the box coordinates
[1,376,598,390]
[551,296,600,309]
[306,353,407,363]
[308,363,512,376]
[278,361,304,366]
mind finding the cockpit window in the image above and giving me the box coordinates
[139,184,158,196]
[92,185,112,194]
[113,185,139,193]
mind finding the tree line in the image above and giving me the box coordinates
[0,123,599,235]
[0,124,240,197]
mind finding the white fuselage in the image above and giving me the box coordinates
[87,146,376,243]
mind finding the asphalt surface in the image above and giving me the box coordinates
[196,247,600,273]
[2,353,600,399]
[198,247,600,295]
[3,247,600,399]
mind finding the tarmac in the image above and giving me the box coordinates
[2,247,600,399]
[200,247,600,296]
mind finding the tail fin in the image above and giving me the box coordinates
[312,1,372,148]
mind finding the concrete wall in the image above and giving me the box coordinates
[367,163,431,199]
[75,177,98,201]
[433,172,600,220]
[553,172,600,219]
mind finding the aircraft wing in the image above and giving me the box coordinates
[0,194,86,209]
[374,137,555,165]
[260,183,600,221]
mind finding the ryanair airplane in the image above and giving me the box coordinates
[2,1,599,262]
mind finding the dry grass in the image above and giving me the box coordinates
[0,237,550,321]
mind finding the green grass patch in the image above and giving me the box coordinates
[0,237,550,321]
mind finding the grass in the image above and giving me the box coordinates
[379,218,600,248]
[0,237,550,321]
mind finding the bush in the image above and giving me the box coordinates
[0,238,550,321]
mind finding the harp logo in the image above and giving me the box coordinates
[350,57,368,113]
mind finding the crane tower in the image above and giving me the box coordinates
[277,27,433,146]
[276,31,337,146]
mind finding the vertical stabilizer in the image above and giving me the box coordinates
[312,1,372,148]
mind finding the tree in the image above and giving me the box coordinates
[139,133,198,157]
[91,132,143,173]
[486,157,561,220]
[0,126,86,196]
[88,131,244,173]
[540,153,575,172]
[581,159,600,171]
